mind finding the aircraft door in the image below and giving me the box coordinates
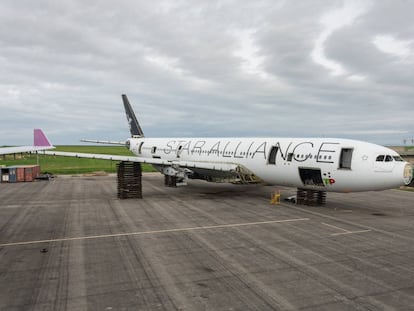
[268,146,278,164]
[138,142,144,154]
[176,145,183,158]
[299,168,324,187]
[339,148,353,169]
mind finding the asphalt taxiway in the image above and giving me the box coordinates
[1,174,414,310]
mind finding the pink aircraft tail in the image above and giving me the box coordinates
[34,129,53,147]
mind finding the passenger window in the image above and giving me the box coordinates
[376,155,385,162]
[385,155,393,162]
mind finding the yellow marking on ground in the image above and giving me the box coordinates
[0,218,310,247]
[322,222,371,236]
[330,230,371,236]
[321,222,349,232]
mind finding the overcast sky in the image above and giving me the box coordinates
[1,0,413,146]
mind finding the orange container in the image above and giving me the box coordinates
[16,167,25,182]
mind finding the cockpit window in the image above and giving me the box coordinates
[393,156,404,162]
[376,154,401,162]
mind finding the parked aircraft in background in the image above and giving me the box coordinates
[44,95,413,194]
[0,129,54,156]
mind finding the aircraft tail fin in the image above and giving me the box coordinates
[34,129,53,147]
[122,94,144,138]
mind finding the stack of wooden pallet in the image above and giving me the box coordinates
[117,161,142,199]
[296,188,326,206]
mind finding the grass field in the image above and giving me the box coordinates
[0,146,156,174]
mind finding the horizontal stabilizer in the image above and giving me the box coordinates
[80,139,126,145]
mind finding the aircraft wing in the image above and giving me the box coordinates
[0,145,55,155]
[43,150,157,163]
[0,129,54,156]
[42,151,240,172]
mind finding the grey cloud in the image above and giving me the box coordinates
[0,0,413,146]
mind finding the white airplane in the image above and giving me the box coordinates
[45,95,413,194]
[0,129,54,155]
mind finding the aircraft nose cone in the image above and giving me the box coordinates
[403,163,413,185]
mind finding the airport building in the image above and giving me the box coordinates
[390,147,414,186]
[390,146,414,165]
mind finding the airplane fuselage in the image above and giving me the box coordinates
[41,95,413,195]
[128,137,412,192]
